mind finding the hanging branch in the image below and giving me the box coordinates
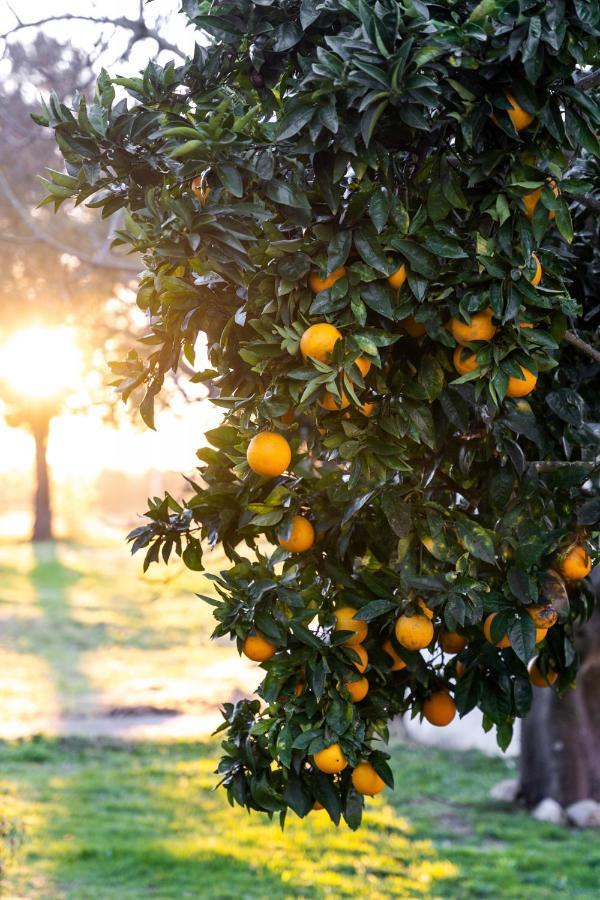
[565,331,600,365]
[0,168,141,273]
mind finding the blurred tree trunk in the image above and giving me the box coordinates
[519,574,600,807]
[31,413,53,542]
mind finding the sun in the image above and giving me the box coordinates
[0,326,83,400]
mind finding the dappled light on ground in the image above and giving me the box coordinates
[0,542,253,739]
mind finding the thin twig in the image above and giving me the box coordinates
[576,70,600,91]
[565,331,600,364]
[530,461,598,473]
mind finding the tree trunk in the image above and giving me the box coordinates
[519,573,600,807]
[31,413,53,542]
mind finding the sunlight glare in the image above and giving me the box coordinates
[0,326,83,399]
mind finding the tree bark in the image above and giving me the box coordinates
[519,573,600,807]
[31,413,53,542]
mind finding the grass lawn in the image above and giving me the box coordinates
[0,737,599,899]
[0,541,598,898]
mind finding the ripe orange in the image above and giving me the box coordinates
[313,743,348,774]
[309,267,347,293]
[382,639,406,671]
[483,613,511,648]
[523,180,559,220]
[559,545,592,581]
[528,656,558,688]
[423,690,457,727]
[388,263,407,290]
[300,322,342,363]
[278,515,315,553]
[527,604,558,629]
[535,627,548,643]
[243,632,277,662]
[506,366,537,398]
[319,389,350,411]
[501,93,535,131]
[354,356,371,377]
[519,321,535,329]
[455,660,466,678]
[294,679,306,697]
[280,407,295,425]
[450,309,496,346]
[417,598,434,620]
[246,432,291,477]
[351,761,386,796]
[400,316,426,337]
[351,644,368,673]
[395,613,434,650]
[453,347,479,376]
[440,630,468,654]
[345,677,369,702]
[529,253,542,286]
[359,401,374,417]
[334,607,368,645]
[191,176,211,203]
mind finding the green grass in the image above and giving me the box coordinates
[0,542,599,898]
[1,737,599,899]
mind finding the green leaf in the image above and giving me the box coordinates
[508,615,536,664]
[455,517,495,564]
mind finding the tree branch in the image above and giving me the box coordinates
[0,168,141,273]
[566,192,600,212]
[565,331,600,364]
[0,13,185,59]
[576,70,600,91]
[530,461,599,473]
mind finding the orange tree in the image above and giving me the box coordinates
[40,0,600,827]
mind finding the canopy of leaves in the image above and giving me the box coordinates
[41,0,600,829]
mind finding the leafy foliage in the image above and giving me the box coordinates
[41,0,600,829]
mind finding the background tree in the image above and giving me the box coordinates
[0,4,190,540]
[41,0,599,827]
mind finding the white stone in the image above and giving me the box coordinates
[531,798,564,824]
[489,778,519,803]
[566,800,600,828]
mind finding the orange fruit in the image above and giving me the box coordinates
[519,321,535,329]
[300,322,343,363]
[280,407,295,425]
[450,309,496,346]
[382,639,406,671]
[440,631,468,654]
[506,367,537,398]
[423,690,457,727]
[453,346,479,376]
[417,598,434,620]
[523,180,559,220]
[313,743,348,774]
[559,545,592,581]
[455,660,466,678]
[388,263,407,290]
[530,253,542,286]
[351,644,368,673]
[535,627,548,643]
[400,315,426,337]
[319,389,350,411]
[527,604,558,629]
[334,607,368,646]
[191,176,211,203]
[528,656,558,688]
[483,613,511,648]
[345,677,369,702]
[351,761,386,796]
[395,613,434,650]
[294,679,306,697]
[359,401,374,417]
[243,632,277,662]
[246,432,291,477]
[354,356,371,377]
[278,515,315,553]
[502,93,535,131]
[309,267,347,293]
